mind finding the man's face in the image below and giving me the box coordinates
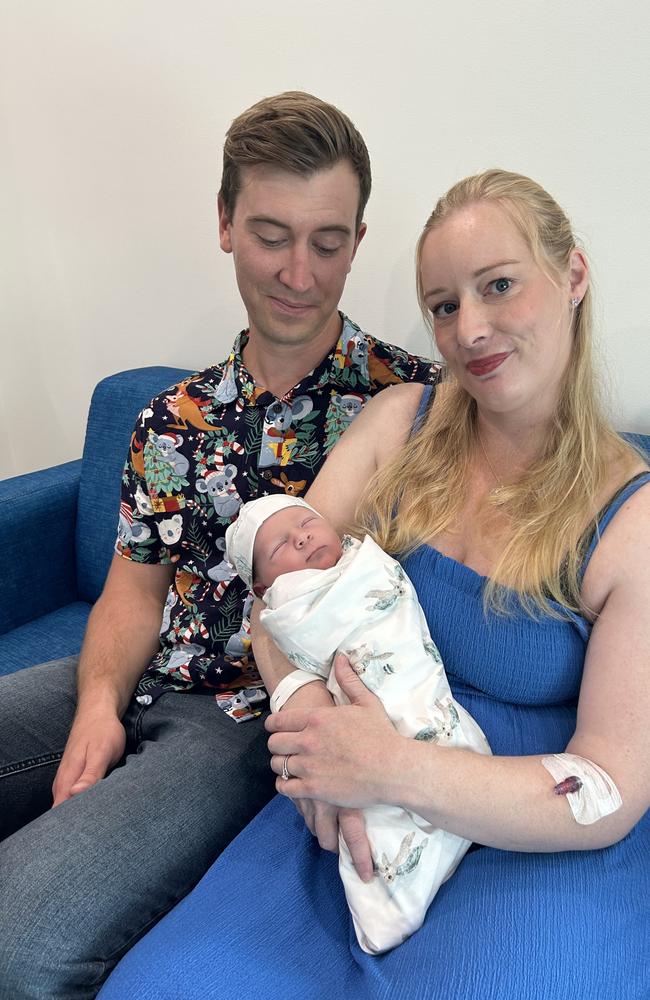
[218,162,366,353]
[253,506,343,595]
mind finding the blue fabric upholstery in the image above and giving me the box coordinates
[0,603,92,677]
[0,460,81,635]
[622,432,650,459]
[0,366,191,675]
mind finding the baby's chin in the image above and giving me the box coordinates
[306,544,340,570]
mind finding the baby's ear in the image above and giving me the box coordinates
[253,583,267,599]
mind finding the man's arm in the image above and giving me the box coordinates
[52,555,174,805]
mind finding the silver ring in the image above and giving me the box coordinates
[281,754,293,781]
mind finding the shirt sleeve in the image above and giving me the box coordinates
[115,395,186,566]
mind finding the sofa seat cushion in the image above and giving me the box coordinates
[0,602,92,677]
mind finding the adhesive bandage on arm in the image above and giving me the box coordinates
[270,670,325,713]
[541,752,623,825]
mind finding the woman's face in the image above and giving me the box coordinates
[419,201,587,423]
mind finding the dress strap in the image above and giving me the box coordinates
[580,471,650,576]
[410,384,436,437]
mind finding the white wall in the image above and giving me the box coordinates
[2,0,649,479]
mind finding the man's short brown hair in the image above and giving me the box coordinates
[219,91,371,233]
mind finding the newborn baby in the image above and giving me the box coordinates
[225,495,491,954]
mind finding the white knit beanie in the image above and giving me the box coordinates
[224,495,318,590]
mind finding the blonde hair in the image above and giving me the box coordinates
[220,91,371,233]
[358,170,642,616]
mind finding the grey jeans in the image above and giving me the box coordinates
[0,658,276,1000]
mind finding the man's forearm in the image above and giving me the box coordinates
[76,589,163,718]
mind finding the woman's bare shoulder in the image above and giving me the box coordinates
[334,382,427,449]
[305,383,429,530]
[582,466,650,613]
[363,380,428,419]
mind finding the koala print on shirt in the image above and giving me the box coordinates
[157,514,183,546]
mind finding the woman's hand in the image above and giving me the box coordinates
[266,654,404,811]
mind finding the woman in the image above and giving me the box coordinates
[100,171,650,999]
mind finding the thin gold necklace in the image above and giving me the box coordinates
[478,431,508,503]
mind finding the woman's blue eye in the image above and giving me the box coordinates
[432,302,458,318]
[490,277,512,294]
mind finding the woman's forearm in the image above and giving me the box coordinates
[267,658,644,853]
[251,601,333,712]
[250,600,296,694]
[389,739,636,852]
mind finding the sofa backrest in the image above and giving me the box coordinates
[76,366,192,603]
[622,432,650,461]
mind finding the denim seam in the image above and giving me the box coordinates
[0,751,63,778]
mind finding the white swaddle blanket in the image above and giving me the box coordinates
[262,534,491,954]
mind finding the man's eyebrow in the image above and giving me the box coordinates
[246,215,352,237]
[422,260,520,299]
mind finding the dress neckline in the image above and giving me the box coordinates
[404,542,591,638]
[419,542,488,581]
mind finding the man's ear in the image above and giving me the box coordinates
[353,222,367,257]
[217,195,233,253]
[348,222,367,272]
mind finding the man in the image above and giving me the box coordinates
[0,91,438,998]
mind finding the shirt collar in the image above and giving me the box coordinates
[214,313,372,407]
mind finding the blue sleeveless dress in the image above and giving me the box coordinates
[99,395,650,1000]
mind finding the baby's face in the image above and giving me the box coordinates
[253,507,343,593]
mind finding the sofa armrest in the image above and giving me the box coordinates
[0,460,81,635]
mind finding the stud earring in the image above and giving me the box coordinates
[570,297,580,307]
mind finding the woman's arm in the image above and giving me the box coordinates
[267,484,650,853]
[305,381,426,531]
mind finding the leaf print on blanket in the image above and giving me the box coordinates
[423,638,443,666]
[374,832,429,885]
[365,564,407,612]
[287,651,323,673]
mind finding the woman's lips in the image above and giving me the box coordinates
[466,352,511,376]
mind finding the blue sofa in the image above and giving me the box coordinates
[1,366,649,679]
[0,366,191,677]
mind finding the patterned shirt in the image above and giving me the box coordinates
[116,314,441,703]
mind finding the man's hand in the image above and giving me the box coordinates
[52,708,126,806]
